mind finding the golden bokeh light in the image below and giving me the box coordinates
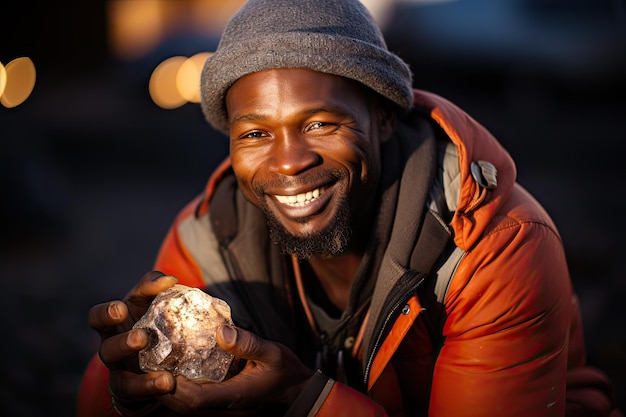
[176,52,212,103]
[108,0,245,60]
[108,0,168,61]
[0,62,6,99]
[1,57,36,108]
[149,56,188,109]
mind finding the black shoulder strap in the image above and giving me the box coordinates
[409,209,451,274]
[414,203,466,345]
[426,244,465,342]
[411,208,455,333]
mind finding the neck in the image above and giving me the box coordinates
[302,202,377,312]
[307,250,363,312]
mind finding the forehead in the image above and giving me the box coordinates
[225,68,367,113]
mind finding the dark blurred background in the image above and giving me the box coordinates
[1,1,624,416]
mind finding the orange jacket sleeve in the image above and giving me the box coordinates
[152,195,207,288]
[430,209,576,416]
[76,355,116,417]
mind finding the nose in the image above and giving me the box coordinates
[267,131,320,176]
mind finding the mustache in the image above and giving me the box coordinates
[252,168,344,197]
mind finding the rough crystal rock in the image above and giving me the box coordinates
[133,284,236,382]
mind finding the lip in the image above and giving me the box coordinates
[268,183,334,220]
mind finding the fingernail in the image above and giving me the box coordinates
[150,271,166,281]
[220,326,236,344]
[108,302,121,320]
[128,329,147,349]
[155,374,172,391]
[157,274,178,283]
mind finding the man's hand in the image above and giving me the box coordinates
[87,271,179,412]
[157,325,315,414]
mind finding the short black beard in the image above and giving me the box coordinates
[253,169,352,259]
[264,197,352,259]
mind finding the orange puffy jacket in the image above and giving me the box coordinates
[77,90,621,417]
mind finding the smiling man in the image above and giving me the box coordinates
[78,1,621,416]
[227,69,389,260]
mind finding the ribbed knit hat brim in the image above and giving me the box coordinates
[200,0,414,135]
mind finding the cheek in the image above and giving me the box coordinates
[323,142,376,189]
[231,142,263,176]
[230,151,261,198]
[230,152,247,181]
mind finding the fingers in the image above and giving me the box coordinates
[158,375,241,412]
[125,271,178,307]
[110,369,175,399]
[157,329,314,412]
[99,328,149,366]
[122,272,178,323]
[87,271,177,331]
[88,301,128,332]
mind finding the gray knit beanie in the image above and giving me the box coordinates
[200,0,414,135]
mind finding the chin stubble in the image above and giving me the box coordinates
[253,170,352,259]
[264,196,352,259]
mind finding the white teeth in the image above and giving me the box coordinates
[275,187,325,207]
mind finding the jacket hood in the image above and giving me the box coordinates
[412,89,517,251]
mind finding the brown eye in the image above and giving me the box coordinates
[242,131,266,139]
[306,122,327,131]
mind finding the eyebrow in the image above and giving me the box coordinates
[230,105,351,127]
[230,113,267,126]
[304,105,350,117]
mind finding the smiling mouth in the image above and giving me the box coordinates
[274,186,326,207]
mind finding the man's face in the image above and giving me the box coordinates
[225,68,389,258]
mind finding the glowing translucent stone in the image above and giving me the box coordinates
[133,284,236,382]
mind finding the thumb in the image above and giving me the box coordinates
[217,325,279,363]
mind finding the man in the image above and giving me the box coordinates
[78,0,621,416]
